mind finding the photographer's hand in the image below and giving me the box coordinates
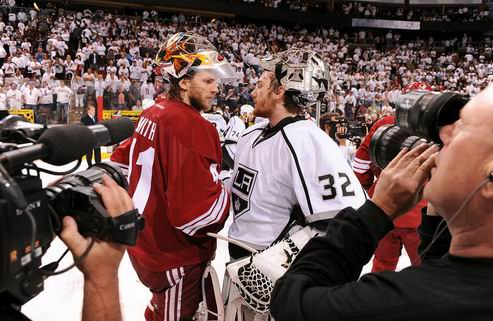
[336,125,348,145]
[371,144,439,220]
[60,175,133,321]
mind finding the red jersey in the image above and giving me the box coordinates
[111,99,230,271]
[352,115,425,228]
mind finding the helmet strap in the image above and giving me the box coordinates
[275,64,287,83]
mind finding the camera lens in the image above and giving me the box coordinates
[370,125,429,169]
[45,162,127,200]
[396,91,468,143]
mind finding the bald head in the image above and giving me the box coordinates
[461,84,493,142]
[424,85,493,219]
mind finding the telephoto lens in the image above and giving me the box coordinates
[44,162,142,244]
[45,162,127,200]
[370,125,429,169]
[395,90,468,143]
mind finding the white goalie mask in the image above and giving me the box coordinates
[260,48,330,108]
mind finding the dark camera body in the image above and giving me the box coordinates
[0,162,142,310]
[0,175,51,309]
[370,90,469,169]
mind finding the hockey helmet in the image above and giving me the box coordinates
[155,32,236,82]
[259,48,330,107]
[240,104,254,119]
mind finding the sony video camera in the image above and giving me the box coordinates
[0,115,143,320]
[370,90,469,169]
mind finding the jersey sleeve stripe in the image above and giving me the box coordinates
[178,187,227,235]
[354,157,372,164]
[188,189,229,236]
[352,163,370,170]
[281,129,314,215]
[186,189,227,236]
[178,190,221,230]
[353,168,368,174]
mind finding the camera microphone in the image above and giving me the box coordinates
[0,118,135,170]
[0,125,96,169]
[88,117,135,147]
[0,115,135,147]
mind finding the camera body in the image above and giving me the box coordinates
[370,90,469,169]
[0,174,51,308]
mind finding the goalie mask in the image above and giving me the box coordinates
[260,48,330,108]
[155,32,237,82]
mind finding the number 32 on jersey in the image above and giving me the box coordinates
[318,172,355,200]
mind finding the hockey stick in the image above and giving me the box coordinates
[207,233,257,253]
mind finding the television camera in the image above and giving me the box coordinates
[326,115,367,147]
[0,115,143,321]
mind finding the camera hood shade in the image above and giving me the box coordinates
[396,91,469,144]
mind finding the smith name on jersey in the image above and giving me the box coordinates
[228,116,367,249]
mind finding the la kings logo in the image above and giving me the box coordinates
[232,164,258,218]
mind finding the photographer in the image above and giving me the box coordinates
[270,85,493,320]
[59,175,133,321]
[320,113,356,163]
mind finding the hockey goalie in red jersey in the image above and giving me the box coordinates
[111,32,236,321]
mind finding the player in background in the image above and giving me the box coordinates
[227,48,367,259]
[220,105,250,170]
[203,106,248,170]
[110,32,236,321]
[352,111,425,272]
[203,109,228,139]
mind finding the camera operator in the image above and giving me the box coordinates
[270,85,493,320]
[59,175,133,321]
[320,113,355,163]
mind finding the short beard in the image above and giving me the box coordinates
[253,101,273,118]
[189,94,210,112]
[253,108,270,118]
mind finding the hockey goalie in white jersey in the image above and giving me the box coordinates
[218,48,367,320]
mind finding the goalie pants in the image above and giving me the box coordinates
[371,227,421,272]
[130,256,217,321]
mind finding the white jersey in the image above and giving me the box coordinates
[255,116,268,124]
[202,113,227,141]
[222,116,246,163]
[228,116,367,249]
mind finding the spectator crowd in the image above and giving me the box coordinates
[237,0,490,21]
[339,1,490,22]
[0,2,491,124]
